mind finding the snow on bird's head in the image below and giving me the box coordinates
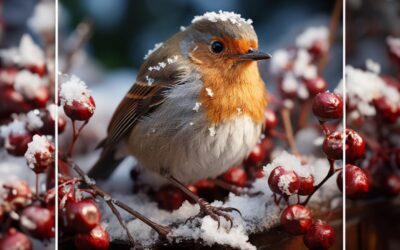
[59,74,91,106]
[190,11,256,41]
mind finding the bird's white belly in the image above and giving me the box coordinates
[127,81,262,184]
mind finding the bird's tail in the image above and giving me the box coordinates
[88,146,124,180]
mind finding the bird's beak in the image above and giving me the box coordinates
[237,50,272,61]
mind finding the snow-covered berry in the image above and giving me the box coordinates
[268,166,300,196]
[25,135,54,174]
[323,131,343,160]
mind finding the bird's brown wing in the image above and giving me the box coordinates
[102,79,172,151]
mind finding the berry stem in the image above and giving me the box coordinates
[35,174,39,196]
[302,159,336,206]
[67,120,88,157]
[297,99,313,130]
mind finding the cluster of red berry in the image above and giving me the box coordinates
[56,76,109,250]
[0,36,57,249]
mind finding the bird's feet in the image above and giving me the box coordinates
[186,198,241,230]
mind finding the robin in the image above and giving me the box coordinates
[89,11,270,228]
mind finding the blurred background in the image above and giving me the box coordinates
[60,0,342,84]
[346,0,400,74]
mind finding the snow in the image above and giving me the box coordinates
[342,65,400,116]
[270,49,290,75]
[295,26,328,50]
[208,126,216,137]
[192,102,202,112]
[292,49,313,78]
[98,150,339,249]
[0,120,27,138]
[47,104,58,121]
[28,1,55,34]
[281,73,298,93]
[387,36,400,57]
[205,87,214,97]
[59,74,91,105]
[144,43,163,60]
[18,34,45,67]
[145,75,154,86]
[14,70,46,99]
[192,11,253,27]
[24,135,52,169]
[26,109,44,131]
[365,59,380,74]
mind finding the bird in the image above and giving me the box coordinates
[89,11,270,228]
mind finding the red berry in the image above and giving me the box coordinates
[298,175,314,196]
[345,129,365,162]
[304,220,336,250]
[312,92,343,121]
[2,180,32,208]
[0,87,32,118]
[155,185,186,211]
[268,166,300,196]
[373,97,399,123]
[222,167,247,187]
[303,77,327,96]
[25,135,54,174]
[244,144,267,166]
[322,131,343,160]
[280,205,312,235]
[20,205,54,239]
[264,109,278,132]
[0,228,32,250]
[65,199,101,233]
[5,132,33,157]
[345,164,369,199]
[308,40,326,59]
[63,96,96,121]
[27,64,47,77]
[74,225,110,250]
[382,174,400,196]
[30,86,49,108]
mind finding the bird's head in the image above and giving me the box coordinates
[180,11,271,72]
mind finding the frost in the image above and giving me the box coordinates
[278,174,297,195]
[205,87,214,97]
[295,26,328,50]
[192,102,202,112]
[192,11,253,27]
[84,175,96,185]
[14,70,46,99]
[144,43,163,60]
[59,74,91,106]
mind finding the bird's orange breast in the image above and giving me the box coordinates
[198,62,268,125]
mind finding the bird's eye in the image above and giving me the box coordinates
[211,41,224,54]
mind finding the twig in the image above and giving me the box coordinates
[302,159,336,206]
[297,99,313,129]
[65,158,171,238]
[63,20,93,73]
[106,200,140,249]
[318,0,342,74]
[280,108,299,156]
